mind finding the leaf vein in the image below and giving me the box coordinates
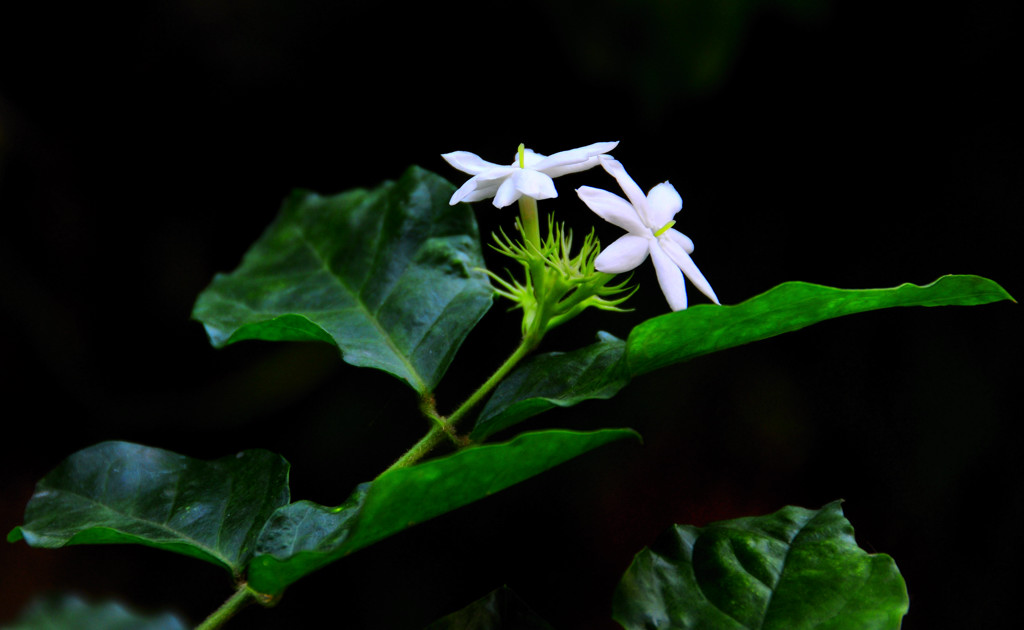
[297,233,427,392]
[45,486,234,570]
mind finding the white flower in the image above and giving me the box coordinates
[442,141,619,208]
[576,157,719,311]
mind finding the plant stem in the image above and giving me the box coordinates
[447,332,540,428]
[196,584,256,630]
[381,332,541,475]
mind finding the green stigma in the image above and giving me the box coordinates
[518,143,526,168]
[654,220,676,237]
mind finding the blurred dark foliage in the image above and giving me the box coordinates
[1,0,1020,628]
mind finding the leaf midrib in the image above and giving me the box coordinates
[39,483,236,571]
[297,233,428,393]
[755,511,819,630]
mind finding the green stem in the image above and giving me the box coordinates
[447,333,540,428]
[196,584,257,630]
[381,332,542,475]
[383,424,450,473]
[420,393,460,445]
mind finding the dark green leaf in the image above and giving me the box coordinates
[8,442,290,577]
[475,275,1013,436]
[191,166,494,393]
[425,586,555,630]
[246,428,640,595]
[2,594,188,630]
[472,332,629,440]
[613,501,909,630]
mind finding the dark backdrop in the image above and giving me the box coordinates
[2,1,1020,628]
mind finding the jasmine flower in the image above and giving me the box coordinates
[442,141,619,208]
[576,157,719,311]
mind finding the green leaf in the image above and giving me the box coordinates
[475,275,1013,436]
[191,166,494,393]
[8,441,290,577]
[3,594,187,630]
[472,332,629,441]
[8,431,636,598]
[626,274,1013,376]
[2,594,188,630]
[612,501,909,630]
[424,586,555,630]
[246,428,640,595]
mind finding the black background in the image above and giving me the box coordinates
[1,1,1020,628]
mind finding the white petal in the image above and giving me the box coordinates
[449,171,508,204]
[534,141,619,176]
[594,234,650,273]
[664,228,694,254]
[458,180,503,204]
[449,177,480,205]
[514,169,558,200]
[646,182,682,229]
[541,156,602,178]
[599,157,652,226]
[441,151,499,176]
[576,186,649,235]
[650,242,688,310]
[492,177,522,208]
[660,236,719,305]
[472,165,515,184]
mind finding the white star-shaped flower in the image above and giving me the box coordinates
[576,157,719,311]
[442,141,619,208]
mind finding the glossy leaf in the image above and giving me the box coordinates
[3,594,188,630]
[246,428,639,595]
[9,431,636,598]
[613,501,909,630]
[191,166,494,393]
[627,274,1013,376]
[473,332,629,440]
[7,442,290,577]
[475,275,1013,436]
[425,586,555,630]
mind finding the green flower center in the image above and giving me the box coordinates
[654,220,676,237]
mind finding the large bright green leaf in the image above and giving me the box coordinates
[612,501,909,630]
[3,594,187,630]
[626,274,1012,376]
[475,275,1013,437]
[7,442,290,577]
[191,166,494,393]
[246,428,640,595]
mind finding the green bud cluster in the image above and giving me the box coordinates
[484,215,634,339]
